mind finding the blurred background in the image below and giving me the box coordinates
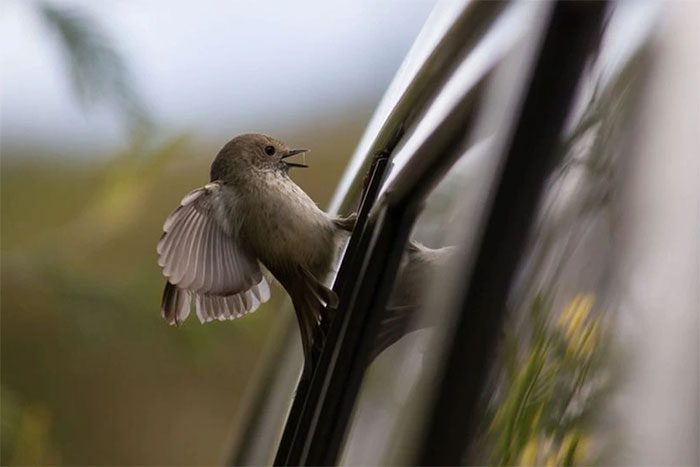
[0,1,436,464]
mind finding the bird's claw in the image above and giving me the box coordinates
[333,212,357,232]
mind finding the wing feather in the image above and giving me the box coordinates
[158,183,272,325]
[159,206,195,270]
[186,278,269,324]
[173,208,204,285]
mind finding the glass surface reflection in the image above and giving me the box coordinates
[340,142,494,466]
[471,3,657,464]
[339,4,546,462]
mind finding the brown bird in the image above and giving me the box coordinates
[371,241,456,361]
[157,134,355,374]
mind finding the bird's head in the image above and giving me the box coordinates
[210,133,308,181]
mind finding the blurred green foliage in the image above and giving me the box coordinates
[1,138,275,465]
[474,53,644,466]
[483,293,613,466]
[2,3,366,463]
[0,122,360,465]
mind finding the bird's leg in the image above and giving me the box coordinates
[333,212,357,232]
[297,265,339,309]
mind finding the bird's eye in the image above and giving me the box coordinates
[264,145,276,156]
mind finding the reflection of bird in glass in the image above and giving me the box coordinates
[157,134,355,375]
[371,241,456,361]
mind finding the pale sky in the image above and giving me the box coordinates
[0,0,436,156]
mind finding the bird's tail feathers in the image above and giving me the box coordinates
[297,265,338,309]
[370,304,421,362]
[283,267,338,379]
[161,281,191,326]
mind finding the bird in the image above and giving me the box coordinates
[371,241,456,361]
[157,133,355,375]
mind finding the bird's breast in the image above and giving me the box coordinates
[241,176,337,278]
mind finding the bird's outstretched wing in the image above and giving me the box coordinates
[157,182,270,325]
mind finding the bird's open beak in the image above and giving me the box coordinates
[282,149,309,168]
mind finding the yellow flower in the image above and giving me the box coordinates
[577,321,600,360]
[544,454,558,467]
[556,430,589,465]
[557,294,599,360]
[558,295,594,341]
[573,435,590,464]
[519,437,540,466]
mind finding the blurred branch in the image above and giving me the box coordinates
[513,51,646,302]
[37,1,153,141]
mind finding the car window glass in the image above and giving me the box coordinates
[339,3,547,464]
[466,3,660,464]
